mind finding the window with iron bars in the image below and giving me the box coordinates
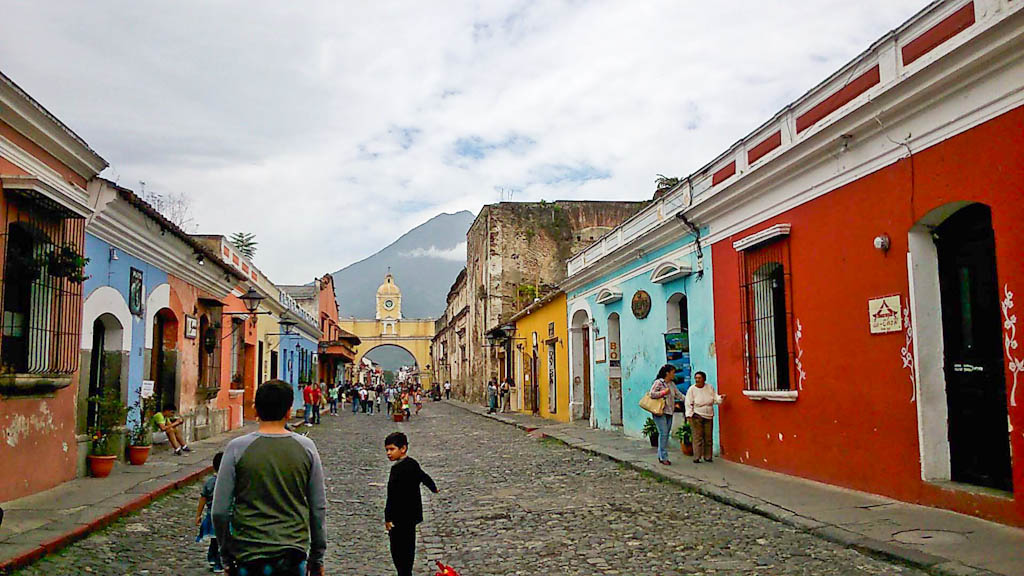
[738,237,794,392]
[1,189,85,379]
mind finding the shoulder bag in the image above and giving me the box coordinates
[638,384,666,416]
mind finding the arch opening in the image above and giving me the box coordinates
[570,309,592,421]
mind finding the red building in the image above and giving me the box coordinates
[0,72,107,502]
[314,274,359,385]
[685,0,1024,526]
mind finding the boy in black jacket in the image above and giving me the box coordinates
[384,432,439,576]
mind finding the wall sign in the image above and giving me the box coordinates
[129,268,144,316]
[140,380,155,398]
[594,337,607,363]
[184,315,199,339]
[868,295,902,334]
[631,290,651,319]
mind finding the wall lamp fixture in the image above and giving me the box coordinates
[873,234,891,253]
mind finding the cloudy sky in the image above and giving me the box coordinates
[1,1,925,284]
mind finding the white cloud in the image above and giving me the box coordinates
[0,0,926,283]
[400,242,468,262]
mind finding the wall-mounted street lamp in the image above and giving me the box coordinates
[225,286,273,327]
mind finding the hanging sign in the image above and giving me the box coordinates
[141,380,155,398]
[868,295,902,334]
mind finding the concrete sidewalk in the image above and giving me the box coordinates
[449,400,1024,576]
[0,423,255,574]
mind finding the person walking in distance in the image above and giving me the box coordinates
[443,380,451,400]
[649,364,686,465]
[212,379,327,576]
[384,432,439,576]
[302,382,316,428]
[328,384,339,416]
[500,378,512,413]
[486,380,498,414]
[685,371,725,463]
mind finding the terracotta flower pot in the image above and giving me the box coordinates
[393,414,404,422]
[127,445,151,466]
[681,441,694,456]
[88,454,117,478]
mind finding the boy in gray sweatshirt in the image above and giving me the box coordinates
[213,380,327,576]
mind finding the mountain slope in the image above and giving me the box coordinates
[332,211,474,319]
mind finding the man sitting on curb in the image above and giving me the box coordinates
[152,405,191,455]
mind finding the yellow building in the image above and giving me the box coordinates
[339,273,435,388]
[511,291,569,422]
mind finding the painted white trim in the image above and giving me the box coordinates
[144,283,172,349]
[565,239,700,297]
[0,75,107,178]
[742,390,799,402]
[81,286,133,351]
[595,288,622,305]
[732,224,792,252]
[0,136,94,216]
[567,0,1024,279]
[650,260,694,284]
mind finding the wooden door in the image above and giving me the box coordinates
[937,204,1012,491]
[582,325,591,420]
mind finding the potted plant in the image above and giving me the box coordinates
[87,386,127,477]
[642,417,659,447]
[126,395,155,465]
[45,243,90,283]
[392,397,404,422]
[672,422,694,456]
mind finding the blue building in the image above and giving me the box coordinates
[77,180,238,471]
[564,190,719,452]
[276,288,320,412]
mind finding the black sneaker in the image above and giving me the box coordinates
[182,445,193,452]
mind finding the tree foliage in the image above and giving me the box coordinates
[654,174,682,195]
[230,232,258,259]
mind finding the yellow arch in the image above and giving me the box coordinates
[339,318,435,388]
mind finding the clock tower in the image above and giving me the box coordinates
[376,272,402,326]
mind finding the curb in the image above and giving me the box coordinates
[0,464,213,575]
[450,401,997,576]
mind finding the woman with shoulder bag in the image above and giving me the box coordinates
[649,364,685,465]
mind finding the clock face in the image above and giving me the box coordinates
[384,299,395,310]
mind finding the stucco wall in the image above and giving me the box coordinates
[570,232,716,443]
[712,105,1024,526]
[513,293,570,422]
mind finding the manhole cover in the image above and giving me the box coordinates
[892,529,966,545]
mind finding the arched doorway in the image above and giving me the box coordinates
[86,313,125,429]
[909,202,1012,491]
[666,293,692,392]
[363,344,417,386]
[151,308,178,411]
[607,312,623,426]
[571,309,592,421]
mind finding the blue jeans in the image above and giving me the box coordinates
[653,414,673,461]
[303,403,313,424]
[352,398,359,413]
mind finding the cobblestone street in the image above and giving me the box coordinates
[15,402,928,576]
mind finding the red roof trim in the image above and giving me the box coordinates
[796,65,880,133]
[712,161,736,186]
[747,131,782,165]
[902,2,975,66]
